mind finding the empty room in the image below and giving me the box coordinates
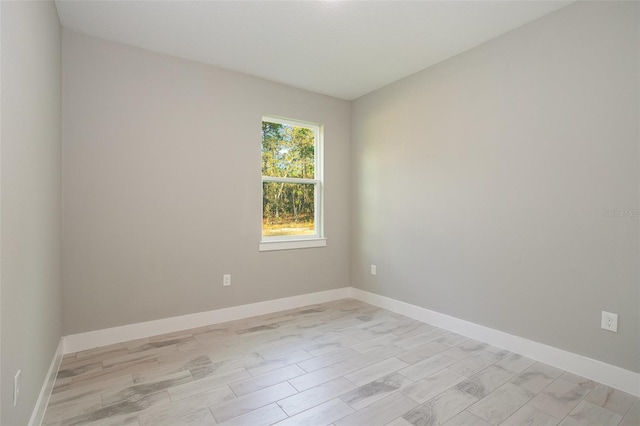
[1,0,639,425]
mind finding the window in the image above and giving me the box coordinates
[260,116,325,251]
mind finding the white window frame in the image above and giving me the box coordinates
[259,115,326,252]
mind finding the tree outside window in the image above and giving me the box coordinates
[261,116,323,241]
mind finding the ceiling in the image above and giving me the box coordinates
[55,1,572,100]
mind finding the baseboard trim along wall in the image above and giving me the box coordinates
[349,287,640,397]
[29,338,64,426]
[60,286,639,398]
[63,287,352,354]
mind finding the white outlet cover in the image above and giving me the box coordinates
[370,265,377,275]
[223,274,231,287]
[601,311,618,332]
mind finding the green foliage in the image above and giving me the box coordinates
[262,121,316,234]
[262,121,315,178]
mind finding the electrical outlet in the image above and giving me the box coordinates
[13,370,21,407]
[370,264,377,275]
[601,311,618,332]
[223,274,231,287]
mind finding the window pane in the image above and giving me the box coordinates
[263,182,315,237]
[262,121,315,179]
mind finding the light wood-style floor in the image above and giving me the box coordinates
[43,299,639,426]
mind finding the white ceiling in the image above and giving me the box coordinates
[55,1,572,100]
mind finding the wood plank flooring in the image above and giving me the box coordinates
[43,299,639,426]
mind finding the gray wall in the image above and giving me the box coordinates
[351,1,639,373]
[1,1,63,424]
[62,31,351,334]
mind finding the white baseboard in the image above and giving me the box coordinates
[29,338,64,426]
[59,285,639,397]
[63,287,351,354]
[350,287,640,397]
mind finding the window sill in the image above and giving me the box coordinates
[259,238,327,252]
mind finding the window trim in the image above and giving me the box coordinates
[260,115,325,251]
[259,238,327,252]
